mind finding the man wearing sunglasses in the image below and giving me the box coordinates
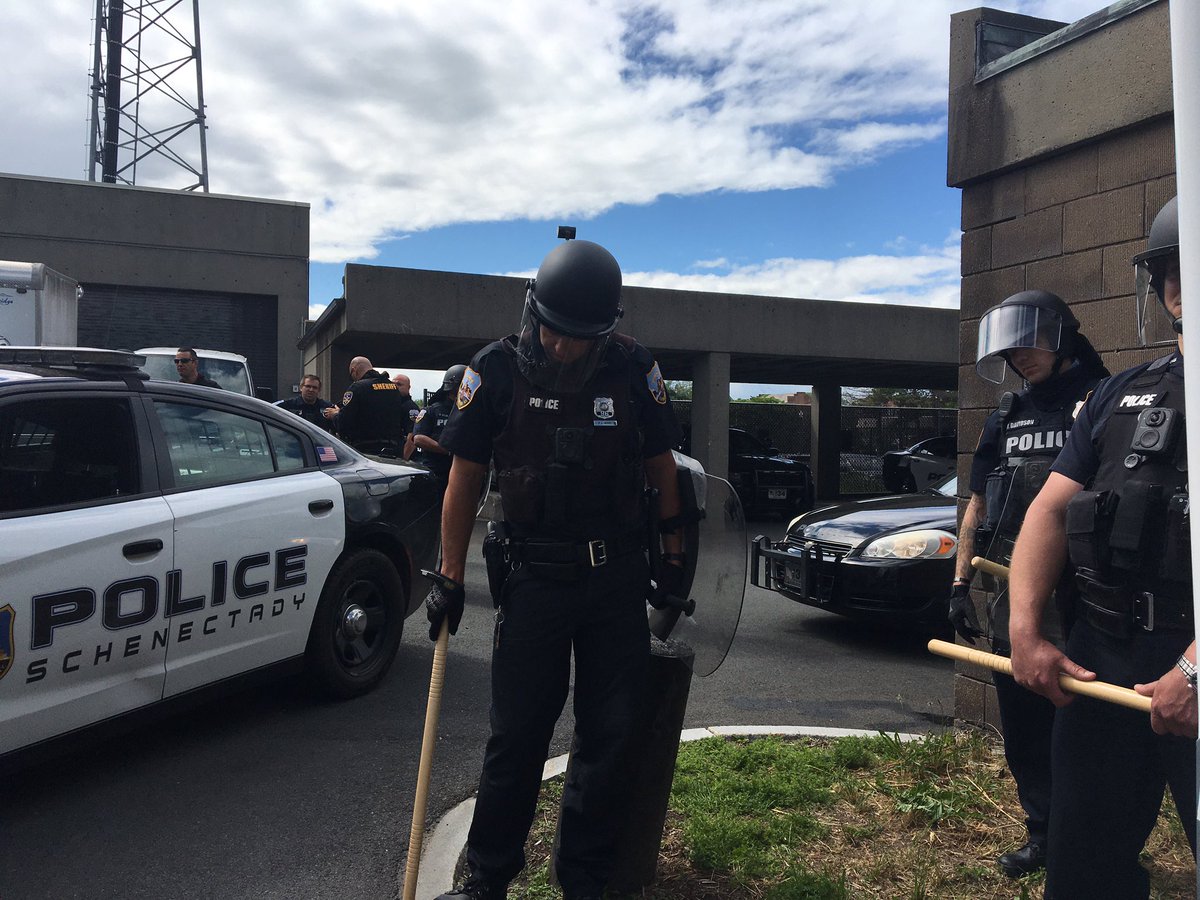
[173,347,221,388]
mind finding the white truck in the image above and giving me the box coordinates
[137,346,275,401]
[0,261,81,347]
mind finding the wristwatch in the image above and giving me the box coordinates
[1175,654,1198,691]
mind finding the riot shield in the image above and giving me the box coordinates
[648,452,747,677]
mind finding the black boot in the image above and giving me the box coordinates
[997,840,1046,878]
[434,877,507,900]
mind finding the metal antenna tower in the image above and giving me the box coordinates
[88,0,210,191]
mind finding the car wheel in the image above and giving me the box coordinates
[305,547,406,699]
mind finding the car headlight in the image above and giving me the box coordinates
[859,529,956,560]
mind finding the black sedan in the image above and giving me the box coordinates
[751,474,957,632]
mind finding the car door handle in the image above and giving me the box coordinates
[123,539,164,558]
[308,499,335,514]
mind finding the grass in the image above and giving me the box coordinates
[497,730,1195,899]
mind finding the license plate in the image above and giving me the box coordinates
[783,559,806,589]
[767,487,787,500]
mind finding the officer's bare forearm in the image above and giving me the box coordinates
[1009,473,1080,640]
[413,434,448,454]
[440,457,486,583]
[645,451,682,556]
[954,493,985,582]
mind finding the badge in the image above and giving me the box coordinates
[457,366,482,410]
[0,604,14,683]
[593,396,617,426]
[646,362,667,405]
[342,390,353,406]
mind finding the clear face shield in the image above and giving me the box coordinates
[975,304,1063,384]
[1135,253,1180,346]
[515,298,613,393]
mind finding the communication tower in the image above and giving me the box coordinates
[87,0,209,191]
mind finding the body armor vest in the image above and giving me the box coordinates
[493,344,645,538]
[1066,357,1189,597]
[984,392,1076,544]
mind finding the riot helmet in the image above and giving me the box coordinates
[976,290,1079,384]
[516,239,624,392]
[441,364,468,394]
[1133,196,1181,345]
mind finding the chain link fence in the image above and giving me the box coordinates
[670,401,956,495]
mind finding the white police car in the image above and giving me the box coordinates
[0,348,442,761]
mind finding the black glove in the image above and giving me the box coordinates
[648,561,686,611]
[947,582,983,644]
[423,570,465,641]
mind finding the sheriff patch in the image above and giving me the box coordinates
[457,366,482,410]
[342,390,353,406]
[594,396,617,426]
[646,362,667,405]
[0,604,14,682]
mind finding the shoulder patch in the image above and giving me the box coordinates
[1073,391,1092,420]
[342,390,353,406]
[646,361,668,405]
[415,408,427,423]
[457,366,482,410]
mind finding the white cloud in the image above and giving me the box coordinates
[0,0,1103,266]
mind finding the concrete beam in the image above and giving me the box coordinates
[691,352,731,481]
[811,382,842,503]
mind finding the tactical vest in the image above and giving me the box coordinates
[1066,357,1189,597]
[984,392,1075,543]
[493,344,645,539]
[416,399,453,481]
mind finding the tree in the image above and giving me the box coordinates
[843,387,957,408]
[665,380,693,400]
[733,394,784,404]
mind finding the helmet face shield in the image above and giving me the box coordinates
[976,304,1064,383]
[515,297,611,393]
[1134,251,1179,346]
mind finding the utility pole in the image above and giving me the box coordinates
[87,0,209,191]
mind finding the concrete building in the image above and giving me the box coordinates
[0,173,309,396]
[300,263,957,493]
[947,0,1174,726]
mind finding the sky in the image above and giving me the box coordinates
[0,0,1104,399]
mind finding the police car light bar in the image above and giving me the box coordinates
[0,346,147,370]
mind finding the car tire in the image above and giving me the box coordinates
[305,547,406,699]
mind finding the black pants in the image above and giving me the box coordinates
[465,553,650,898]
[1047,620,1197,900]
[993,671,1055,846]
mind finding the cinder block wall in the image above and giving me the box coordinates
[947,2,1174,727]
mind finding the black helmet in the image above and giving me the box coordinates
[1133,196,1180,344]
[441,364,467,394]
[976,290,1078,384]
[516,240,624,392]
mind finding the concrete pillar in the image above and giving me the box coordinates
[810,382,841,502]
[690,351,730,480]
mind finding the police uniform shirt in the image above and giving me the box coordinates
[440,334,681,467]
[187,374,222,389]
[1052,351,1182,486]
[399,395,421,437]
[276,395,337,431]
[335,369,409,445]
[969,362,1100,493]
[413,395,454,480]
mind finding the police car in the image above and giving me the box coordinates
[0,348,442,761]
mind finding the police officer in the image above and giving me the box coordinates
[323,356,409,454]
[950,290,1108,878]
[425,239,685,900]
[174,347,221,388]
[411,365,466,483]
[275,373,336,431]
[1010,196,1196,898]
[391,372,422,457]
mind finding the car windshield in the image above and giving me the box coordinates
[930,473,958,497]
[141,353,252,394]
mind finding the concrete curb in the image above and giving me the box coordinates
[410,724,924,898]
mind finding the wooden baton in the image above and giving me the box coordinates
[402,618,451,900]
[928,638,1152,714]
[971,555,1010,580]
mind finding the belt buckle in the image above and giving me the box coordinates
[1135,592,1155,632]
[588,539,607,567]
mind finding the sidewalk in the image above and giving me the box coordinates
[410,723,923,897]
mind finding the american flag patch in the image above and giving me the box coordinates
[317,446,338,463]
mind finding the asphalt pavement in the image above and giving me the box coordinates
[0,513,953,900]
